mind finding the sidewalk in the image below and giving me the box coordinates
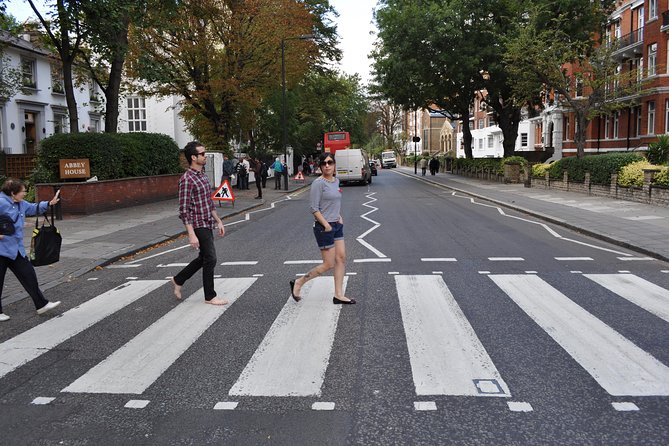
[3,175,314,307]
[397,166,669,262]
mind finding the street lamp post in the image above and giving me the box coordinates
[282,33,314,190]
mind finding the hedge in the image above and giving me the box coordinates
[32,133,182,183]
[546,152,644,184]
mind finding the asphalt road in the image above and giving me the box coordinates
[1,170,668,445]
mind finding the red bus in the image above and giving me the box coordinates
[323,131,351,154]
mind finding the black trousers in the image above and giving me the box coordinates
[274,174,282,189]
[173,228,217,300]
[0,253,49,313]
[255,179,262,198]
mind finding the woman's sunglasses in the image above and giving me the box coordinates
[320,160,335,166]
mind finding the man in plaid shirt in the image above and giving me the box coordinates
[171,141,228,305]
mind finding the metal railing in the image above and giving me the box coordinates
[611,27,644,51]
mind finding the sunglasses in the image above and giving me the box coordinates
[196,151,206,157]
[320,160,335,166]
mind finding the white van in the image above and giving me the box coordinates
[335,149,372,185]
[381,151,397,168]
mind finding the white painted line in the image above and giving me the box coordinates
[312,402,336,411]
[253,274,264,277]
[612,402,639,411]
[432,271,443,275]
[125,277,138,280]
[570,271,582,274]
[156,263,189,268]
[357,238,387,258]
[126,244,189,264]
[284,260,323,265]
[388,272,399,275]
[346,272,357,275]
[478,271,491,275]
[357,192,388,258]
[87,278,98,281]
[221,261,258,266]
[62,278,256,394]
[31,397,55,405]
[490,274,669,396]
[229,277,346,397]
[124,400,149,409]
[617,257,655,261]
[623,215,664,221]
[421,258,457,262]
[213,402,238,410]
[555,257,593,261]
[395,275,510,397]
[107,264,142,269]
[584,274,669,323]
[353,258,392,263]
[214,274,222,278]
[525,271,537,274]
[508,401,533,412]
[0,280,166,379]
[617,271,630,274]
[661,270,669,273]
[489,257,524,262]
[414,401,437,411]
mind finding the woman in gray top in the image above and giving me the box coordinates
[290,153,355,304]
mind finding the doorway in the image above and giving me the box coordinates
[24,111,37,154]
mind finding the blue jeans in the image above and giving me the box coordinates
[174,228,217,300]
[313,222,344,250]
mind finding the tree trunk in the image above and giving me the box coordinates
[62,61,79,133]
[104,16,129,133]
[495,104,521,158]
[461,104,473,159]
[574,108,587,158]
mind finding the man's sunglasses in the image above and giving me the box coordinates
[196,151,206,157]
[320,160,335,166]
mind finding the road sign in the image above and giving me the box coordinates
[212,180,234,202]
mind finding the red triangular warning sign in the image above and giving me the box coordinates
[212,180,235,201]
[294,171,304,181]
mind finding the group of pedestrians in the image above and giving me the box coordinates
[174,142,354,307]
[419,156,441,176]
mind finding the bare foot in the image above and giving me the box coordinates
[171,277,182,300]
[205,297,229,306]
[293,277,304,298]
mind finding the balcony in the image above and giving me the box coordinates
[610,27,644,60]
[662,11,669,33]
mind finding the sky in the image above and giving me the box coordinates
[5,0,378,85]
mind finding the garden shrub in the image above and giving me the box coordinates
[32,133,182,183]
[617,160,655,187]
[652,166,669,186]
[532,163,552,177]
[548,152,644,184]
[646,134,669,165]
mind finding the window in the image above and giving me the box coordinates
[604,116,610,139]
[469,121,474,130]
[575,78,583,97]
[521,133,528,147]
[89,80,101,102]
[636,106,642,137]
[648,43,657,76]
[564,116,570,140]
[478,138,483,150]
[487,135,494,149]
[478,118,484,129]
[50,65,64,93]
[127,97,146,132]
[613,112,619,139]
[648,101,656,135]
[21,58,35,88]
[53,113,68,134]
[649,0,657,20]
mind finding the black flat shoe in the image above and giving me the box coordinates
[333,296,356,305]
[290,280,301,302]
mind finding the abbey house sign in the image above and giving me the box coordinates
[59,159,91,179]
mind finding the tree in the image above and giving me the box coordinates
[128,0,324,152]
[27,0,87,133]
[370,100,404,151]
[504,2,636,158]
[78,0,141,133]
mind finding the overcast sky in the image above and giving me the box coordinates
[6,0,378,84]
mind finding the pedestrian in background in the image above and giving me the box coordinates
[290,153,355,305]
[252,157,263,199]
[171,141,228,306]
[272,158,283,189]
[419,157,428,176]
[429,156,440,175]
[260,159,269,188]
[0,178,62,321]
[221,153,234,187]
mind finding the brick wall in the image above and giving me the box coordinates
[35,174,181,215]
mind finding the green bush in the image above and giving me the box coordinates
[32,133,182,183]
[532,163,552,177]
[548,152,644,184]
[646,134,669,165]
[654,167,669,186]
[617,160,654,187]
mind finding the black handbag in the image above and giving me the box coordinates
[0,214,16,235]
[30,206,62,266]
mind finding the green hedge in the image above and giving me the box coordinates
[32,133,182,183]
[547,153,644,184]
[453,157,528,175]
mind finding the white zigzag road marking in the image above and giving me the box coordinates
[357,192,387,258]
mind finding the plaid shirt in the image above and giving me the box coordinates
[178,168,214,229]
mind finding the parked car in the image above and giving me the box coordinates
[369,161,378,176]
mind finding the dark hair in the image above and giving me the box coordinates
[1,178,26,196]
[184,141,204,166]
[318,152,335,166]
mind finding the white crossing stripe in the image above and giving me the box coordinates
[420,258,457,262]
[555,257,593,261]
[583,274,669,323]
[62,278,256,394]
[229,277,347,397]
[221,261,258,266]
[395,275,510,397]
[488,257,524,261]
[490,274,669,396]
[0,280,166,379]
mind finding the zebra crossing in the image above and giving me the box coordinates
[2,271,669,410]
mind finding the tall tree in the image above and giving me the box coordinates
[27,0,87,133]
[128,0,322,151]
